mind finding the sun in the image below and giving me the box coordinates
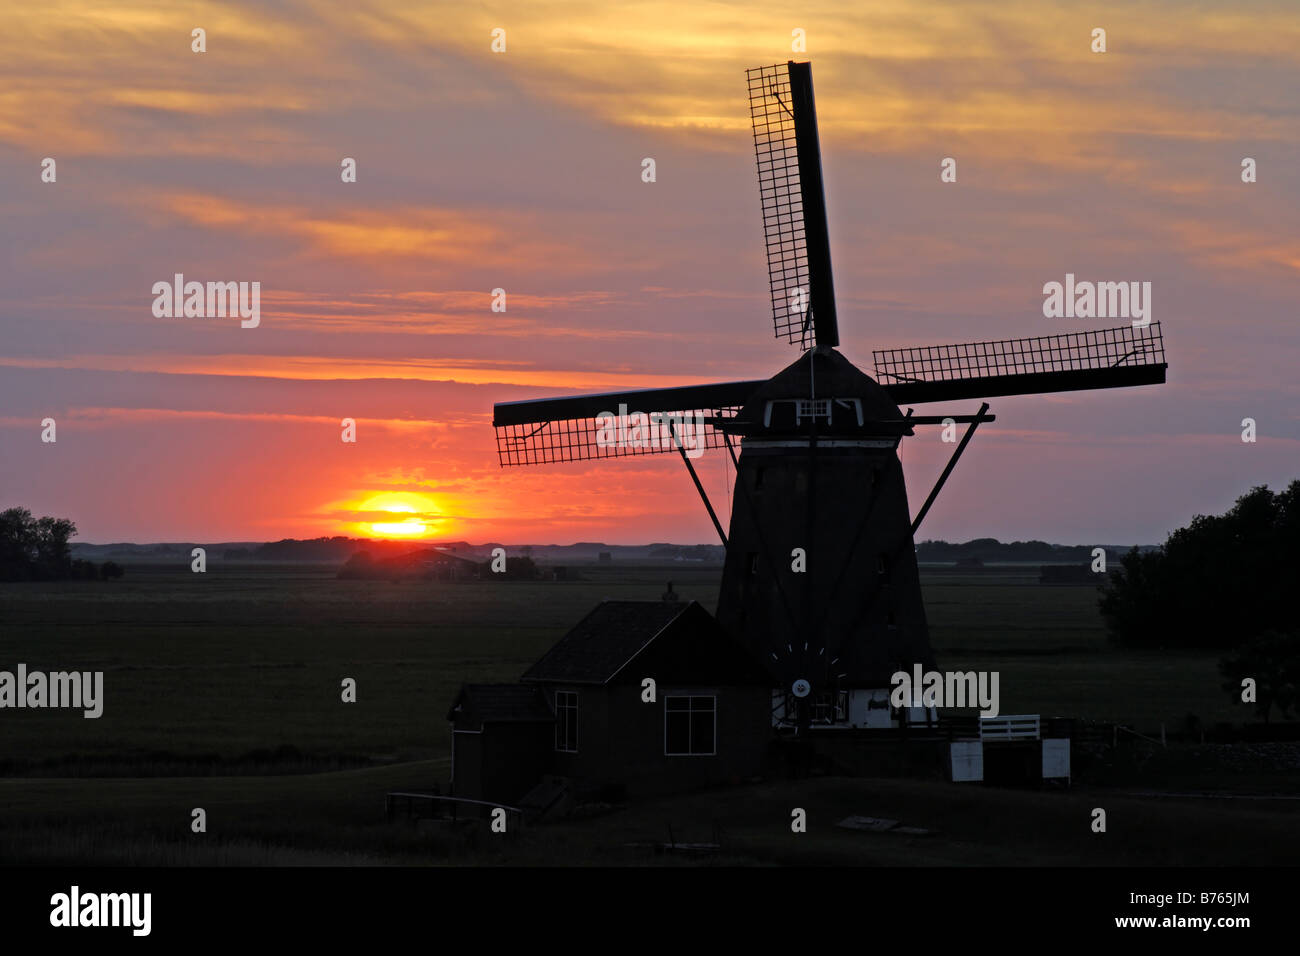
[354,492,441,539]
[370,503,426,537]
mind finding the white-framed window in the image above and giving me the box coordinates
[555,690,578,752]
[665,695,716,756]
[811,691,848,724]
[796,398,831,424]
[778,690,848,725]
[762,397,863,428]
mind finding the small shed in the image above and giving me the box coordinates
[446,684,554,805]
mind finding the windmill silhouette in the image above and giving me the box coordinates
[493,61,1167,731]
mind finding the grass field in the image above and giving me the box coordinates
[1,562,1294,865]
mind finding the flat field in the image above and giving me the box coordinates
[0,562,1293,865]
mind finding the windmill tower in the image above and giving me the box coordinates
[492,60,1167,733]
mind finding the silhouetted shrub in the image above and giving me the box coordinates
[1219,630,1300,723]
[0,507,78,581]
[1100,481,1300,649]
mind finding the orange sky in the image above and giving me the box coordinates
[1,1,1297,545]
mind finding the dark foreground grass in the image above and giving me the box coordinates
[1,761,1295,866]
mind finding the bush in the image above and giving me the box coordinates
[1100,480,1300,649]
[0,507,78,580]
[1219,631,1300,723]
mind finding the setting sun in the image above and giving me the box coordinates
[371,505,426,537]
[351,492,444,539]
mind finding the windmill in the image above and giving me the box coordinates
[492,61,1166,732]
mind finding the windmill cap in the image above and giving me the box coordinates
[743,348,903,424]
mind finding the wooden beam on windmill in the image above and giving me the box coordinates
[910,402,993,536]
[788,61,838,349]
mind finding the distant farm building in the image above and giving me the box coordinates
[338,547,482,581]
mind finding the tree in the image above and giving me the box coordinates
[1099,480,1300,649]
[0,507,79,580]
[101,561,124,581]
[32,516,77,578]
[69,559,98,579]
[0,507,37,579]
[1220,631,1300,723]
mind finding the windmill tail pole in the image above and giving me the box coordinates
[670,421,728,547]
[910,402,990,537]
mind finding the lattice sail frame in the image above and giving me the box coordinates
[873,322,1166,385]
[496,406,742,467]
[748,63,812,348]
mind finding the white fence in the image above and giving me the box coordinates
[979,714,1040,740]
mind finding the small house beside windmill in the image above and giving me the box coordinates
[448,598,769,807]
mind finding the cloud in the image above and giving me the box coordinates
[0,354,722,390]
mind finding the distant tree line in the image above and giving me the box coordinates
[1099,481,1300,722]
[253,537,476,562]
[256,536,368,561]
[0,508,123,582]
[916,538,1117,563]
[649,544,725,561]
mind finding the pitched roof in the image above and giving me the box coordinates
[520,600,696,685]
[447,683,553,725]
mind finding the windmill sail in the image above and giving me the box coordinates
[873,322,1167,404]
[748,61,838,350]
[493,380,763,466]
